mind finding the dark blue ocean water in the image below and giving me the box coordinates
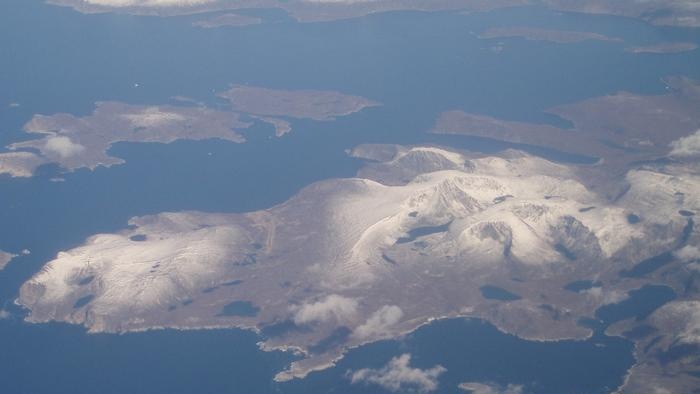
[1,1,699,392]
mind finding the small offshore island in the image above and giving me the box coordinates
[0,85,379,178]
[479,27,620,43]
[625,42,699,54]
[0,250,16,271]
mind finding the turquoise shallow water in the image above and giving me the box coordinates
[1,1,699,392]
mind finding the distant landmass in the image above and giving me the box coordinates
[48,0,700,27]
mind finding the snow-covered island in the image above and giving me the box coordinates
[18,138,700,390]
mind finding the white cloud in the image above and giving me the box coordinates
[292,294,358,325]
[44,136,85,158]
[669,129,700,157]
[583,286,628,305]
[353,305,403,339]
[123,107,187,127]
[675,245,700,262]
[0,309,10,320]
[0,151,45,177]
[84,0,214,7]
[458,382,524,394]
[349,354,446,393]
